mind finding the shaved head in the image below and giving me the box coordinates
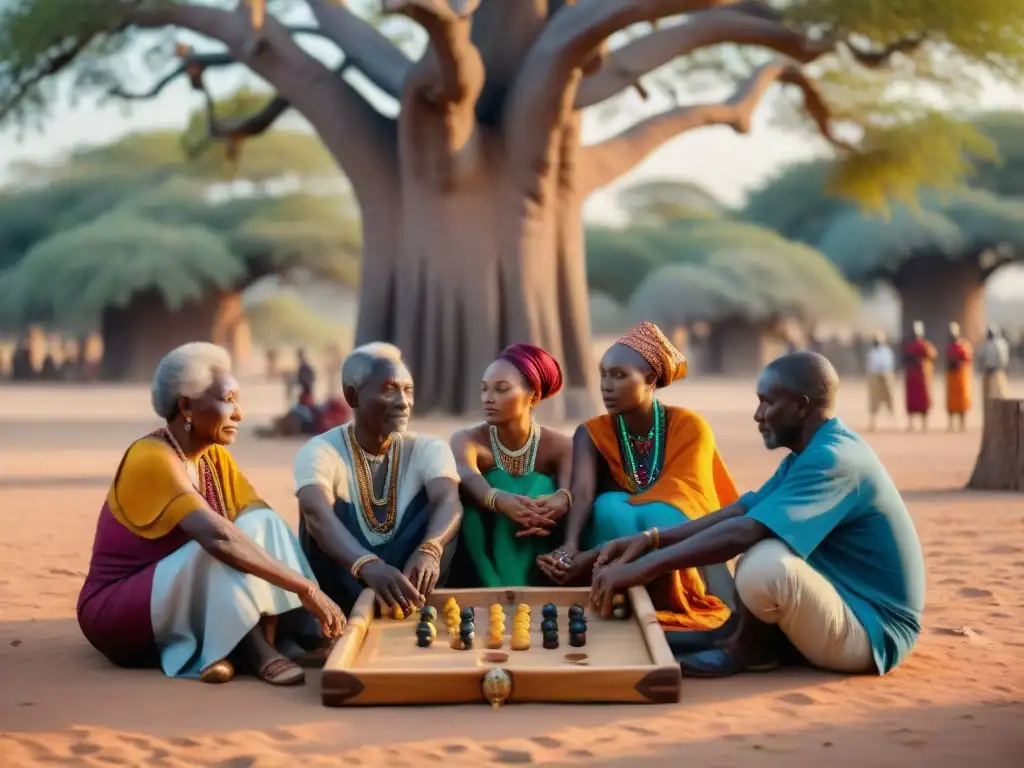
[755,352,839,452]
[761,351,839,412]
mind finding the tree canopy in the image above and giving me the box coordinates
[0,170,362,330]
[3,1,1024,208]
[625,218,860,327]
[741,112,1024,283]
[615,179,725,224]
[815,188,1024,282]
[245,292,351,348]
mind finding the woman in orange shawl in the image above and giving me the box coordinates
[536,322,737,638]
[77,343,345,686]
[945,322,973,431]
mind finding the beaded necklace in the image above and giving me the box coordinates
[489,421,539,477]
[155,427,227,516]
[347,424,401,536]
[614,399,665,492]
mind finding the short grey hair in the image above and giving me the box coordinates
[341,342,404,391]
[151,342,233,420]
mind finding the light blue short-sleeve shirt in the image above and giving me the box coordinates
[742,418,925,674]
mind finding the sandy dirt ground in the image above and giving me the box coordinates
[1,376,1022,767]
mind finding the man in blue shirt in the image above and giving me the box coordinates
[590,352,925,677]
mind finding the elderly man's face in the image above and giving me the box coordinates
[753,370,806,451]
[181,369,243,445]
[355,359,414,437]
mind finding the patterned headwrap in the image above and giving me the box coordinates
[615,321,688,388]
[498,343,564,400]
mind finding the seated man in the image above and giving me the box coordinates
[590,351,925,677]
[294,343,463,615]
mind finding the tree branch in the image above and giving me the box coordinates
[580,60,853,194]
[305,0,411,99]
[109,48,235,101]
[575,8,925,109]
[383,0,484,107]
[125,3,398,206]
[507,1,726,201]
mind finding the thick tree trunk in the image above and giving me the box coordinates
[100,290,244,381]
[968,398,1024,491]
[895,257,986,347]
[351,118,599,419]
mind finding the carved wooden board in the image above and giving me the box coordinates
[322,585,681,706]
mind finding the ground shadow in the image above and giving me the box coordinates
[2,618,827,739]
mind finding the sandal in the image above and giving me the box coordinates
[199,659,235,684]
[258,657,306,686]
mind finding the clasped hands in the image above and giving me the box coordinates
[496,490,568,538]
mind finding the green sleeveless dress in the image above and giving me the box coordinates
[459,468,557,587]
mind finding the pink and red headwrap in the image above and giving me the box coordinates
[498,343,563,401]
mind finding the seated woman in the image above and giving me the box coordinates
[76,343,345,687]
[538,322,738,639]
[450,343,573,587]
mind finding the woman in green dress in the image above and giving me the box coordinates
[451,343,573,587]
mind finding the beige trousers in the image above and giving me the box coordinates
[735,539,876,673]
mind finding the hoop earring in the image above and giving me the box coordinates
[184,417,192,433]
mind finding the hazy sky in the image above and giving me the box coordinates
[2,29,1022,294]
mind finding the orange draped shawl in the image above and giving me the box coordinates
[585,406,737,631]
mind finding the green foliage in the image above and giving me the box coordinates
[616,180,725,225]
[584,226,662,303]
[587,216,859,328]
[245,292,351,348]
[0,213,244,326]
[740,160,847,246]
[0,157,362,327]
[12,127,339,185]
[968,111,1024,197]
[588,291,629,336]
[628,238,861,328]
[816,188,1024,281]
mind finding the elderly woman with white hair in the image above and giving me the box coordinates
[77,342,345,686]
[294,342,463,615]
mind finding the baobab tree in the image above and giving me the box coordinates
[2,1,1022,415]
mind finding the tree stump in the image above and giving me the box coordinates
[967,398,1024,491]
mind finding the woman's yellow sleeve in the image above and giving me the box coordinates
[108,439,206,539]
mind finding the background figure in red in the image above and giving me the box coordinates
[903,321,938,432]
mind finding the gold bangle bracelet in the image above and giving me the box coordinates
[557,488,574,507]
[649,527,660,550]
[418,539,444,561]
[485,488,504,511]
[350,553,380,580]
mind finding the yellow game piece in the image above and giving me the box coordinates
[513,615,530,627]
[392,605,405,620]
[516,603,530,614]
[486,634,504,649]
[449,635,464,650]
[447,621,459,636]
[510,633,531,651]
[444,597,457,609]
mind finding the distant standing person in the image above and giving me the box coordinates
[865,332,895,431]
[944,322,973,432]
[979,327,1010,401]
[903,321,937,432]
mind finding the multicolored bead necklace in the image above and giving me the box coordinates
[489,421,539,477]
[614,399,665,492]
[155,427,227,516]
[347,424,401,536]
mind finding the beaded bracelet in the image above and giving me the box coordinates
[350,553,380,580]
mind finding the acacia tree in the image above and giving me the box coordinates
[4,1,1023,415]
[626,218,859,372]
